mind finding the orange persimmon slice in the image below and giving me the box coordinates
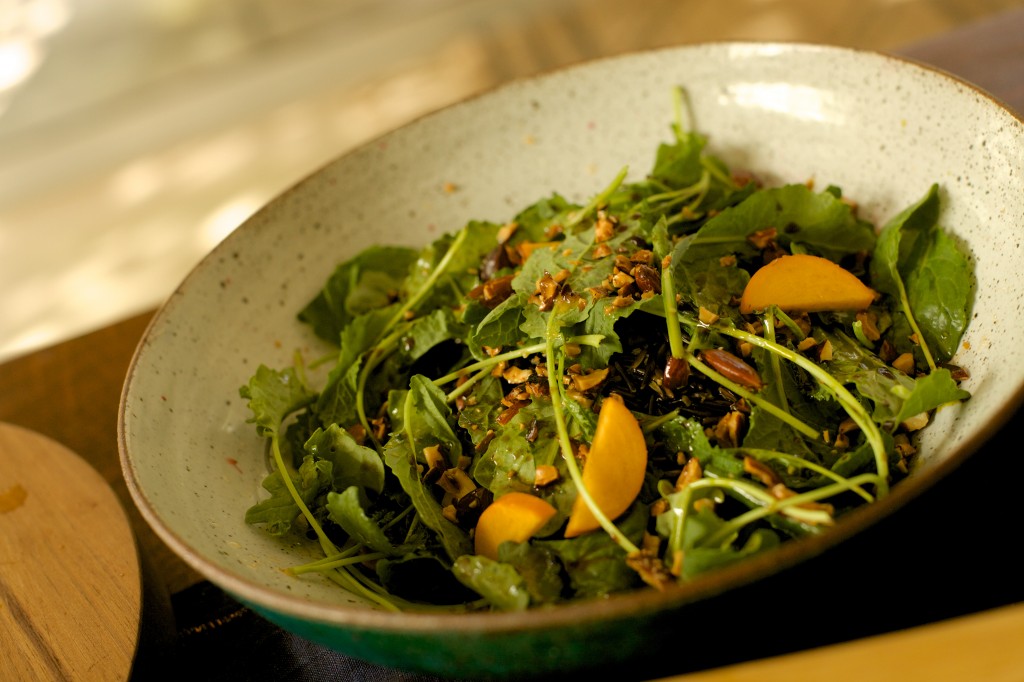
[474,491,558,560]
[739,253,877,314]
[564,393,648,538]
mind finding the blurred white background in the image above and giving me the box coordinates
[1,0,1018,362]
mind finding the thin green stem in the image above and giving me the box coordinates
[661,263,686,359]
[667,483,694,557]
[544,311,639,555]
[762,314,791,415]
[704,476,832,526]
[715,324,890,497]
[895,275,937,372]
[641,409,680,434]
[567,166,630,228]
[354,227,471,447]
[388,228,469,332]
[403,514,422,545]
[700,156,738,190]
[772,307,807,341]
[382,503,416,532]
[290,552,386,576]
[738,448,875,503]
[355,325,405,449]
[403,387,418,461]
[269,434,337,556]
[320,566,403,612]
[658,271,817,439]
[445,365,493,403]
[699,473,880,547]
[432,335,604,389]
[633,172,709,215]
[686,353,819,440]
[672,85,694,138]
[288,545,362,573]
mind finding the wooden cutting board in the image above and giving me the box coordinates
[0,422,141,681]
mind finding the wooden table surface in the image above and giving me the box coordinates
[1,8,1022,680]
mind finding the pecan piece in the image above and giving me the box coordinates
[533,464,560,487]
[626,549,675,591]
[501,365,533,384]
[892,352,916,375]
[571,367,610,392]
[610,269,634,289]
[674,456,702,491]
[747,227,778,249]
[630,249,654,265]
[530,272,561,311]
[594,213,617,242]
[743,456,782,487]
[701,349,763,390]
[632,264,661,294]
[713,411,746,448]
[468,273,515,309]
[856,310,881,341]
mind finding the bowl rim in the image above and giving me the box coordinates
[118,39,1024,635]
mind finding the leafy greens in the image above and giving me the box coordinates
[240,88,973,612]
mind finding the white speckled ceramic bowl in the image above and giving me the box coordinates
[119,43,1024,679]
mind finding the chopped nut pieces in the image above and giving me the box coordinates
[594,212,617,242]
[346,423,368,446]
[675,456,702,491]
[467,274,515,309]
[611,270,635,289]
[626,549,675,591]
[630,249,654,265]
[610,295,633,309]
[698,306,720,325]
[533,465,560,487]
[496,402,528,426]
[454,487,492,527]
[942,363,970,382]
[747,227,778,250]
[436,468,477,500]
[474,429,496,454]
[770,484,835,523]
[516,241,559,263]
[369,417,388,443]
[502,366,533,384]
[743,456,782,488]
[531,272,561,312]
[797,337,818,352]
[524,419,540,443]
[570,367,609,392]
[496,222,519,244]
[817,339,834,362]
[714,411,746,448]
[423,444,446,470]
[856,310,881,341]
[892,352,916,375]
[901,412,929,432]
